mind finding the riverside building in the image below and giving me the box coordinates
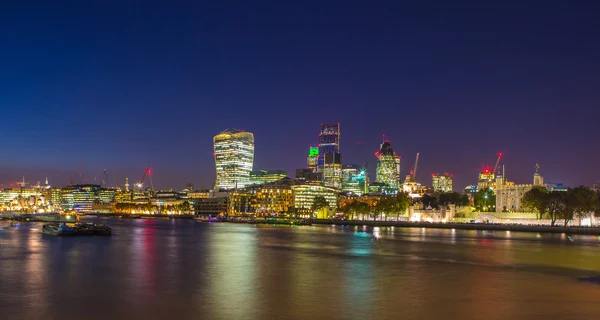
[213,129,255,189]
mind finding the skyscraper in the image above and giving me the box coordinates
[375,140,401,190]
[317,123,342,188]
[432,173,453,193]
[213,129,254,190]
[342,164,367,196]
[307,146,319,172]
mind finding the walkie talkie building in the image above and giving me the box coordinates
[213,129,254,190]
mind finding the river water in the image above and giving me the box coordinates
[1,218,599,320]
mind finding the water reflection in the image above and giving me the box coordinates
[1,220,600,320]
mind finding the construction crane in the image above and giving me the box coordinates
[69,159,85,185]
[488,152,503,183]
[100,168,107,187]
[410,153,420,182]
[136,165,154,192]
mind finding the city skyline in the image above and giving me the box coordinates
[0,124,590,192]
[1,2,599,189]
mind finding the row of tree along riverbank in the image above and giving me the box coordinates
[313,219,600,235]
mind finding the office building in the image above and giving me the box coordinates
[317,123,342,188]
[375,140,401,190]
[342,164,368,196]
[307,146,319,173]
[249,170,287,185]
[213,129,255,189]
[295,168,323,183]
[432,173,453,193]
[290,183,337,215]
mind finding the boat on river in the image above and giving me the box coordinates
[42,223,112,236]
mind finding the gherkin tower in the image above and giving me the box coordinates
[375,140,401,190]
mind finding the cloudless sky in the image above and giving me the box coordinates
[1,0,599,190]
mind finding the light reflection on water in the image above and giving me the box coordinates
[1,220,599,320]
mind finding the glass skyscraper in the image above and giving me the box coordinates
[375,140,401,190]
[213,130,255,190]
[317,123,342,188]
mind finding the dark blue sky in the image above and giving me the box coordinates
[1,1,599,190]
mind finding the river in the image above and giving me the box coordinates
[1,218,599,319]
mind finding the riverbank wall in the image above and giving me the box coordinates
[312,219,600,235]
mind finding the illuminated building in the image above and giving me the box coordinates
[115,190,133,203]
[432,173,453,193]
[186,189,210,199]
[228,178,295,216]
[252,178,294,215]
[375,140,401,190]
[291,183,337,216]
[72,185,101,213]
[533,163,544,186]
[150,191,186,209]
[98,188,116,204]
[477,167,495,190]
[464,185,477,204]
[213,129,255,189]
[228,189,253,215]
[249,170,287,185]
[342,164,367,196]
[495,166,541,213]
[317,123,342,188]
[547,183,568,192]
[592,182,599,193]
[307,146,319,172]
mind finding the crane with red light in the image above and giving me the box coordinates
[68,159,85,185]
[135,165,155,192]
[489,152,503,184]
[409,153,420,182]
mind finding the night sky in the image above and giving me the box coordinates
[1,1,599,190]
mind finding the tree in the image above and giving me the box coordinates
[458,194,470,207]
[391,193,411,220]
[563,186,598,226]
[311,196,330,217]
[522,186,549,220]
[546,191,565,227]
[355,201,370,221]
[375,197,393,221]
[474,187,495,212]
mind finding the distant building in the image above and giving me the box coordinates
[228,178,296,216]
[186,190,211,199]
[317,123,342,188]
[150,191,185,207]
[291,183,337,216]
[375,140,401,190]
[546,183,568,192]
[495,166,541,213]
[432,173,453,193]
[295,168,322,183]
[464,185,478,204]
[249,170,287,185]
[213,129,255,189]
[592,182,600,193]
[307,146,319,173]
[194,192,229,217]
[342,164,367,196]
[533,163,544,186]
[477,168,495,190]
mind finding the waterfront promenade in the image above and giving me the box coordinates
[313,219,600,235]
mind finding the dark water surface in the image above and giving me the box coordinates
[1,218,600,320]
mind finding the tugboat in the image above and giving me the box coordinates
[42,223,112,236]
